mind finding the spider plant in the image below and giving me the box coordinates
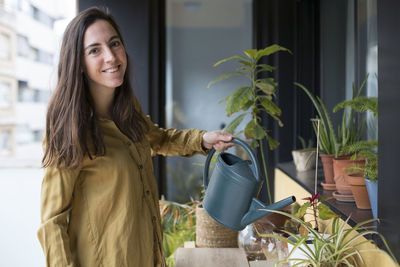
[259,209,397,267]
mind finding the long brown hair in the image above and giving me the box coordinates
[43,7,148,169]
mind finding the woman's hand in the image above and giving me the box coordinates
[202,130,234,152]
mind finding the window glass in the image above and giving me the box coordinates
[17,34,29,57]
[320,0,377,139]
[0,81,11,108]
[0,129,11,156]
[165,0,252,202]
[0,32,11,60]
[358,0,378,139]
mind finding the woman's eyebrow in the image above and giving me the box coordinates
[84,35,120,51]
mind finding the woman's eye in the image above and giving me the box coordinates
[89,48,99,55]
[111,41,121,47]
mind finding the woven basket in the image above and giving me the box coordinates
[195,206,238,248]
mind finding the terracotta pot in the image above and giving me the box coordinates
[333,158,365,195]
[320,154,336,190]
[346,173,371,209]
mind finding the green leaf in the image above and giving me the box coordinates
[257,96,283,127]
[333,96,378,117]
[239,60,252,67]
[317,203,339,220]
[255,79,276,95]
[218,95,230,104]
[244,49,257,60]
[239,66,253,72]
[256,44,292,61]
[224,113,247,133]
[213,55,249,67]
[244,120,266,139]
[257,96,281,116]
[207,72,245,88]
[250,139,259,148]
[241,100,253,111]
[266,133,280,150]
[296,82,338,154]
[296,202,311,218]
[256,64,276,73]
[225,87,252,116]
[291,202,301,216]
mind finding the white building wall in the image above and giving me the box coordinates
[0,0,75,166]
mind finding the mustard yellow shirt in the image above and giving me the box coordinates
[38,99,207,267]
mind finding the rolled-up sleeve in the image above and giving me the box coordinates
[37,166,81,267]
[133,96,208,157]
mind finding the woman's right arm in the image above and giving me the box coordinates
[37,166,81,267]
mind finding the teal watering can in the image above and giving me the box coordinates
[203,138,296,231]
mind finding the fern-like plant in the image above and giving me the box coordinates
[336,90,378,182]
[340,140,378,182]
[207,44,291,203]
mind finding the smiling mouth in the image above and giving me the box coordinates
[103,65,121,73]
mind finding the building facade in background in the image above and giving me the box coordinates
[0,0,72,166]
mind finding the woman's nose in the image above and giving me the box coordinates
[104,47,116,63]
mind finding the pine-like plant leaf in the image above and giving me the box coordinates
[333,96,378,117]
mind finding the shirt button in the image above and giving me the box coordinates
[146,190,150,195]
[152,216,157,222]
[126,141,131,146]
[138,164,143,170]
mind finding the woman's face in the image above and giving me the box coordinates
[83,19,127,95]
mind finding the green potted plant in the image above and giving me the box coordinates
[335,94,378,215]
[340,140,377,211]
[207,44,291,204]
[295,79,366,192]
[292,136,317,172]
[295,83,338,190]
[159,199,197,267]
[282,193,338,236]
[260,195,397,266]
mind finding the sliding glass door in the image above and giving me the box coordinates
[165,0,252,202]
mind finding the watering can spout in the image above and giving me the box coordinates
[241,196,296,228]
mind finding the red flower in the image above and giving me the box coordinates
[303,193,320,203]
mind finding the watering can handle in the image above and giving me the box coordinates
[203,137,260,190]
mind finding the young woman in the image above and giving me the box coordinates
[38,7,233,267]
